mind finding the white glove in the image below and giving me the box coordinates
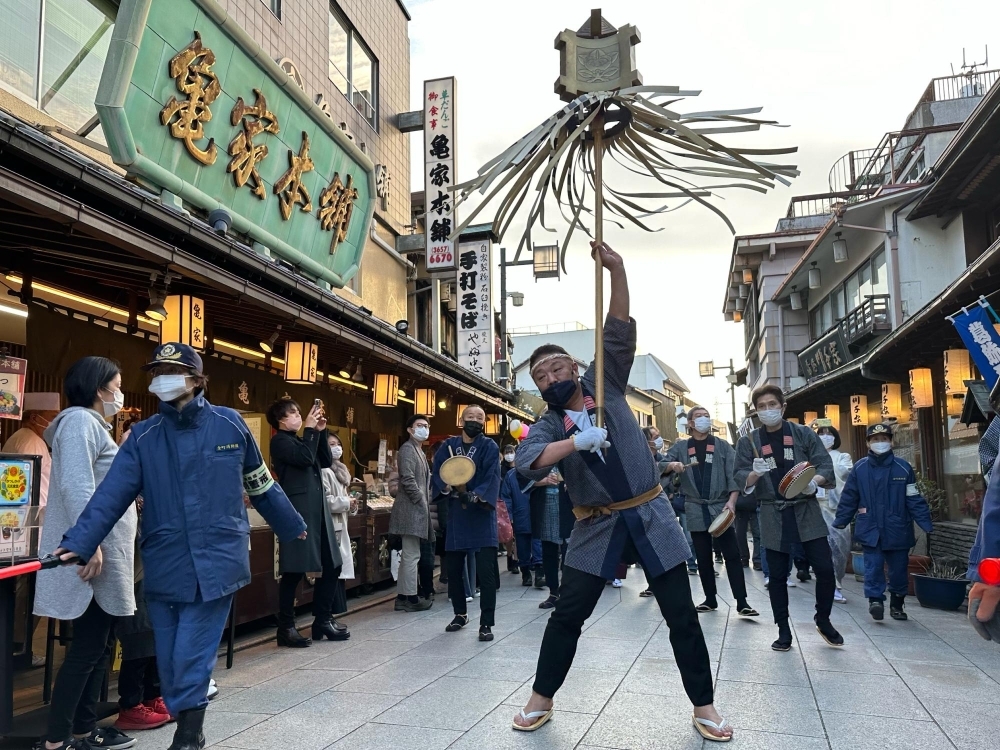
[573,426,610,453]
[752,458,769,475]
[805,480,818,496]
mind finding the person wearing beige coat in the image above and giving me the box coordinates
[390,415,434,612]
[320,433,355,637]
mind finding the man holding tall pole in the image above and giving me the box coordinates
[511,242,732,742]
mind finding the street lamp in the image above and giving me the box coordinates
[698,358,740,434]
[498,243,560,388]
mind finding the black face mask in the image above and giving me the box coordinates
[541,378,578,409]
[462,421,484,439]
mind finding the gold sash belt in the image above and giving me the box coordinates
[572,486,662,521]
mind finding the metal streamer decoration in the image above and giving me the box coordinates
[448,11,799,274]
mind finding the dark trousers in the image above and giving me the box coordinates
[147,591,232,715]
[279,522,341,628]
[735,509,761,565]
[541,541,561,597]
[418,539,436,598]
[692,527,748,606]
[118,656,160,709]
[766,537,835,625]
[515,533,540,570]
[862,546,909,600]
[533,563,714,706]
[46,598,116,742]
[448,548,497,626]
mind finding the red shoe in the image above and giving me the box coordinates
[144,697,175,722]
[116,702,170,730]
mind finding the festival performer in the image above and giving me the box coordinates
[430,405,501,641]
[54,343,306,750]
[512,242,732,743]
[664,407,758,617]
[734,385,842,652]
[833,424,932,621]
[969,446,1000,642]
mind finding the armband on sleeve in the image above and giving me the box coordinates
[243,463,275,496]
[905,483,919,497]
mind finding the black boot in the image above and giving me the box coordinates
[771,620,792,652]
[277,626,311,647]
[167,707,206,750]
[869,598,885,621]
[815,616,844,647]
[534,572,546,589]
[890,593,908,620]
[522,569,533,587]
[312,617,351,641]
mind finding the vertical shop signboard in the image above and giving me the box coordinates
[424,77,458,273]
[0,355,27,420]
[456,241,494,378]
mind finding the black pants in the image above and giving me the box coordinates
[46,598,116,742]
[735,509,761,565]
[766,537,835,625]
[279,522,342,628]
[447,548,497,626]
[692,527,748,606]
[541,541,561,597]
[533,563,714,706]
[118,656,160,709]
[418,539,436,599]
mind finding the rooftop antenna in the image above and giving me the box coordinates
[960,46,989,76]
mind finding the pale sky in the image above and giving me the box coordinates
[406,0,999,418]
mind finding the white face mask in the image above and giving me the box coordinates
[101,388,124,418]
[758,408,783,427]
[330,445,344,460]
[503,452,516,463]
[148,374,192,403]
[652,436,664,449]
[820,434,836,450]
[412,426,430,442]
[693,416,712,434]
[870,441,892,455]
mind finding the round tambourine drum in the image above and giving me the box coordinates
[708,507,735,538]
[439,455,476,489]
[778,462,816,499]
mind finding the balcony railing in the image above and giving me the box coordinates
[919,69,1000,104]
[785,189,878,219]
[841,295,892,346]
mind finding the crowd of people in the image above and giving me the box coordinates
[7,241,999,748]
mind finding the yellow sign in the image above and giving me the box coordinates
[1,464,28,504]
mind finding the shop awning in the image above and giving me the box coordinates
[0,111,531,421]
[783,358,864,410]
[961,379,993,426]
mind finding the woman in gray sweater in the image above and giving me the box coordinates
[34,357,138,750]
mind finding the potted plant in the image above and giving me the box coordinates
[912,558,969,611]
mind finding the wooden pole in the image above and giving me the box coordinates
[593,110,605,428]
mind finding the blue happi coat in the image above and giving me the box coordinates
[834,449,933,550]
[969,460,1000,581]
[61,394,306,602]
[431,434,500,551]
[500,467,533,535]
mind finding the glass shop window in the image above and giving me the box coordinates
[942,412,985,524]
[328,4,378,130]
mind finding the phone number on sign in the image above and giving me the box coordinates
[428,250,453,265]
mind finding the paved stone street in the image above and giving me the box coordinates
[137,564,999,750]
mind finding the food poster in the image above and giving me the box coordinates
[0,456,35,559]
[0,355,27,420]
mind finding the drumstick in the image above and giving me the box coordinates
[0,554,75,581]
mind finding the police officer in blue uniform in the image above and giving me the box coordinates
[834,423,933,621]
[56,343,306,750]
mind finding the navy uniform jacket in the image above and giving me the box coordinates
[431,435,500,551]
[61,394,306,602]
[834,450,933,550]
[969,461,1000,581]
[500,467,533,535]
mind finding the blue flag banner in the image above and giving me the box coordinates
[950,300,1000,388]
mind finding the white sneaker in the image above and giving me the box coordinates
[764,577,770,588]
[207,678,219,700]
[834,589,847,603]
[465,596,474,602]
[612,579,623,588]
[787,580,797,588]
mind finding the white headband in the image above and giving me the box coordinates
[530,353,575,376]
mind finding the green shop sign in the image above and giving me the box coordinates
[96,0,375,288]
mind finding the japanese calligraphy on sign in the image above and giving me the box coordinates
[160,32,221,166]
[97,0,376,290]
[456,241,494,378]
[227,88,279,199]
[797,327,849,380]
[949,300,1000,389]
[849,394,868,427]
[424,78,458,273]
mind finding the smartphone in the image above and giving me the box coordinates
[314,398,322,409]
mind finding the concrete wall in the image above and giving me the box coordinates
[896,213,967,320]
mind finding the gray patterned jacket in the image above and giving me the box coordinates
[665,438,738,533]
[516,316,690,577]
[734,422,834,550]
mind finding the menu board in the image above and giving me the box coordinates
[0,455,39,560]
